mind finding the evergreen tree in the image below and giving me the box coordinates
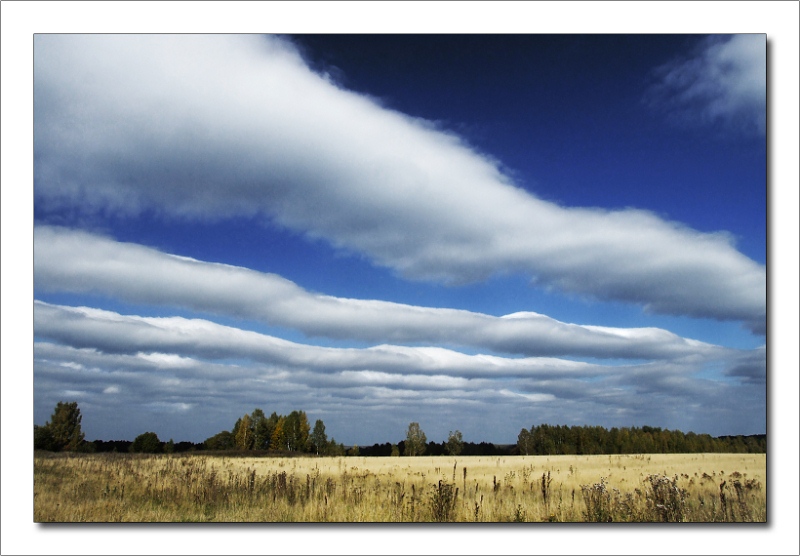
[34,424,56,451]
[46,401,85,451]
[251,409,270,450]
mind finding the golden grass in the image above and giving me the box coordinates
[34,452,765,522]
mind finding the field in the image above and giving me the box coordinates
[33,452,766,522]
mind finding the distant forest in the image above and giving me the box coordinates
[86,425,765,456]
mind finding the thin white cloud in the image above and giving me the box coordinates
[33,301,605,380]
[648,34,766,135]
[34,225,731,360]
[34,35,765,332]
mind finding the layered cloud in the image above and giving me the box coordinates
[647,34,766,135]
[33,301,765,442]
[34,302,765,442]
[33,301,610,380]
[35,226,726,360]
[34,34,766,333]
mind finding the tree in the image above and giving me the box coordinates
[264,412,281,450]
[44,401,85,451]
[324,437,345,456]
[311,419,328,455]
[405,422,427,456]
[271,417,287,450]
[446,430,464,456]
[34,424,57,451]
[131,431,162,453]
[284,410,311,452]
[251,409,271,450]
[235,413,255,450]
[204,430,235,450]
[517,428,533,455]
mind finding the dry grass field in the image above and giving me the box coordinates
[33,452,765,522]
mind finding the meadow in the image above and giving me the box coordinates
[33,452,766,522]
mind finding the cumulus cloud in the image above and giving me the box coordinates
[647,34,766,135]
[33,35,765,333]
[35,226,729,360]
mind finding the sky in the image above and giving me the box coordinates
[31,33,768,446]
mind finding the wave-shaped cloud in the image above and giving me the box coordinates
[35,226,726,360]
[33,301,607,379]
[32,301,766,442]
[33,35,765,333]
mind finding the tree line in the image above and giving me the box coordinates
[201,409,347,455]
[516,424,766,455]
[34,403,346,455]
[34,401,765,455]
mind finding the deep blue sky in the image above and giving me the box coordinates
[290,34,766,258]
[32,34,766,444]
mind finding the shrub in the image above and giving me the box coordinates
[429,479,458,522]
[130,432,162,453]
[644,474,686,522]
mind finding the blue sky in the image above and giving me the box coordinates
[32,34,767,445]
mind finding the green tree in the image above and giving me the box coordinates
[327,438,345,456]
[391,444,400,457]
[517,427,533,455]
[405,422,427,456]
[263,412,281,450]
[311,419,328,455]
[204,430,235,450]
[284,410,311,452]
[34,424,57,451]
[251,409,271,450]
[446,430,464,456]
[131,431,162,453]
[165,438,175,453]
[45,401,86,451]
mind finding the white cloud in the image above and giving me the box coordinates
[33,301,765,442]
[648,34,766,135]
[34,225,733,360]
[33,301,608,379]
[33,35,765,332]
